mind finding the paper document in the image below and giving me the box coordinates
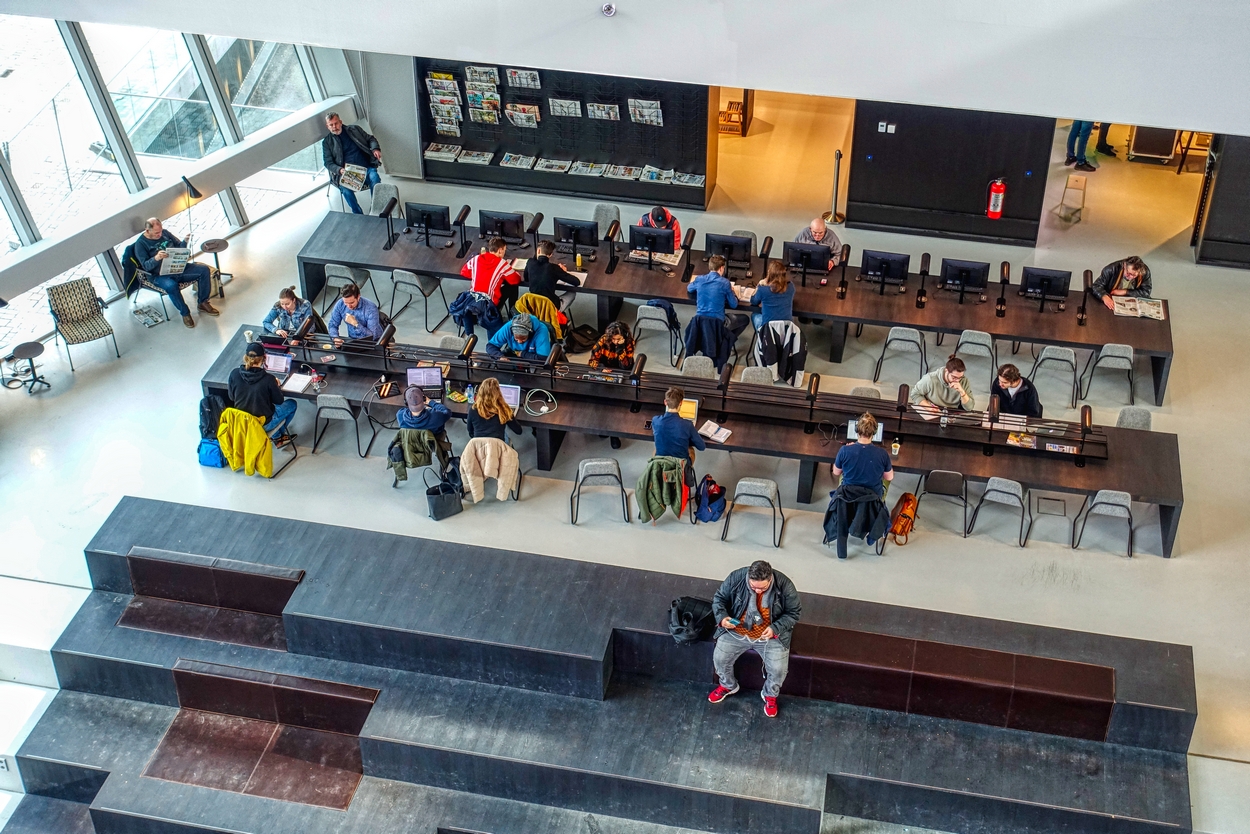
[282,373,313,393]
[567,271,588,285]
[699,420,731,443]
[512,258,529,270]
[159,248,190,275]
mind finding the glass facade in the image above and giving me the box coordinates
[206,38,315,136]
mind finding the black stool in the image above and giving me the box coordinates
[13,341,50,394]
[200,239,231,294]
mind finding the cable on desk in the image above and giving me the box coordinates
[523,388,557,416]
[817,420,838,447]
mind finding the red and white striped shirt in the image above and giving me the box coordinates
[460,251,520,305]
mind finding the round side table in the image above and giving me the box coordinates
[13,341,50,394]
[200,238,230,296]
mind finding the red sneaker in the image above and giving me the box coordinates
[763,696,778,718]
[707,684,739,704]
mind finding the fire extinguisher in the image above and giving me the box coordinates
[987,179,1006,220]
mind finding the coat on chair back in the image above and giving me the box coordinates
[460,437,519,502]
[822,483,890,559]
[754,320,807,386]
[217,407,273,478]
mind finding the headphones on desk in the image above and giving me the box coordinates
[523,388,557,416]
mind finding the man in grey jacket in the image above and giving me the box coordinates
[322,112,382,214]
[708,560,802,718]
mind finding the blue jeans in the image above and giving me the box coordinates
[1067,121,1094,163]
[339,167,381,214]
[152,263,212,317]
[263,400,297,438]
[714,631,791,698]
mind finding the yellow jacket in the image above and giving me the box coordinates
[217,407,273,478]
[515,293,563,340]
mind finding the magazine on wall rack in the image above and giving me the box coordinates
[426,78,460,96]
[628,98,663,126]
[457,150,494,165]
[587,103,620,121]
[465,66,499,84]
[423,143,462,162]
[469,108,499,124]
[569,161,607,177]
[639,165,674,183]
[467,90,501,111]
[506,69,541,89]
[434,119,460,137]
[673,172,706,187]
[534,158,572,173]
[500,153,536,169]
[430,103,462,120]
[549,98,582,117]
[604,165,642,180]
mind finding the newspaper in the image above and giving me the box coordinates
[457,150,494,165]
[423,143,462,162]
[1112,297,1166,320]
[500,153,536,170]
[569,161,607,177]
[339,164,368,191]
[159,248,191,275]
[534,158,572,173]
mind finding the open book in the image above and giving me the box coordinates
[1112,297,1165,320]
[698,420,732,443]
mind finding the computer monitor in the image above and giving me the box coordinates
[499,384,522,409]
[939,258,990,292]
[552,217,599,253]
[861,250,911,285]
[704,233,753,264]
[406,366,443,389]
[404,202,452,234]
[1019,267,1072,301]
[628,225,675,254]
[479,210,525,241]
[782,241,832,275]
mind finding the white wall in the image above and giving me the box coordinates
[1,0,1245,134]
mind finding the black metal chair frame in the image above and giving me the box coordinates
[873,331,928,383]
[321,269,382,316]
[915,470,968,538]
[1072,494,1134,558]
[1080,350,1135,405]
[569,470,630,524]
[391,271,451,333]
[967,484,1033,547]
[313,400,366,458]
[720,493,785,548]
[953,335,999,389]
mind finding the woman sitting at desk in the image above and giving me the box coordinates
[749,261,796,331]
[263,286,315,338]
[589,322,635,371]
[466,378,523,441]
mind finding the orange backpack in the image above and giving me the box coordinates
[889,492,918,545]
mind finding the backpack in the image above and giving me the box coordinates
[694,475,726,523]
[564,324,600,354]
[197,438,227,468]
[199,394,229,439]
[889,492,918,545]
[669,596,715,645]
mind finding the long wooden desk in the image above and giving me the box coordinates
[296,212,1175,405]
[203,326,1183,556]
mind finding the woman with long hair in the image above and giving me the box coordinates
[263,286,314,337]
[749,260,796,331]
[589,321,636,371]
[466,377,523,440]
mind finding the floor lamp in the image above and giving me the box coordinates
[181,176,202,246]
[822,149,846,225]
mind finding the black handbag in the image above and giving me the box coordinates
[669,596,715,645]
[423,468,463,521]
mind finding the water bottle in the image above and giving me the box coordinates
[940,412,949,430]
[465,384,475,404]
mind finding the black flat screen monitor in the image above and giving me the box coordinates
[782,241,831,272]
[861,250,911,284]
[704,233,753,263]
[479,210,525,241]
[629,225,675,255]
[553,217,599,248]
[405,202,452,233]
[939,258,990,292]
[1019,266,1072,300]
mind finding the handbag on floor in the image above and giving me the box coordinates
[423,467,463,521]
[889,492,918,545]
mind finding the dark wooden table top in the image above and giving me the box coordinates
[297,212,1173,357]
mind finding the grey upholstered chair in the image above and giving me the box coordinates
[1116,406,1152,430]
[322,264,378,314]
[1029,345,1079,408]
[1081,343,1135,405]
[313,393,365,457]
[721,478,785,547]
[954,330,997,388]
[729,229,758,258]
[391,269,450,332]
[438,335,467,352]
[681,356,717,379]
[369,183,400,217]
[740,366,774,386]
[593,203,622,241]
[967,476,1031,547]
[634,305,681,366]
[569,458,630,524]
[1073,490,1134,557]
[916,470,968,537]
[874,327,927,382]
[850,386,882,399]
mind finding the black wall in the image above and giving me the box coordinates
[1193,135,1250,268]
[846,101,1056,246]
[414,57,716,210]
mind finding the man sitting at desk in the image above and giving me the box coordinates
[652,386,705,462]
[638,206,681,246]
[228,342,296,443]
[486,313,552,360]
[398,387,452,431]
[462,237,522,313]
[794,217,842,270]
[910,355,975,412]
[1093,256,1152,310]
[326,283,384,345]
[524,240,581,310]
[990,364,1043,418]
[688,255,750,341]
[133,217,218,328]
[832,413,894,498]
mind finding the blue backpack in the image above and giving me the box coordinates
[198,438,226,468]
[695,475,726,523]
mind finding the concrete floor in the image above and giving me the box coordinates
[0,98,1246,832]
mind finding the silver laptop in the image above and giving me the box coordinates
[264,351,293,383]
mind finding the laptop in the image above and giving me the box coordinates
[406,366,444,399]
[500,384,522,409]
[846,419,885,442]
[263,351,294,383]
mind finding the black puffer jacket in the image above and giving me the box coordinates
[711,567,802,648]
[226,366,284,422]
[823,484,890,559]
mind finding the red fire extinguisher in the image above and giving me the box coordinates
[987,179,1006,220]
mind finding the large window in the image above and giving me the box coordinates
[0,209,19,265]
[206,38,315,136]
[0,15,129,240]
[236,146,327,221]
[0,259,109,351]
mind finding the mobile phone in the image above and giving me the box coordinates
[820,278,828,287]
[726,617,741,627]
[644,419,653,430]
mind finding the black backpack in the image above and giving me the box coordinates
[564,324,600,354]
[669,596,715,645]
[199,394,229,439]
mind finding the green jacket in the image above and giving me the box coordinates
[637,455,688,522]
[388,429,451,483]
